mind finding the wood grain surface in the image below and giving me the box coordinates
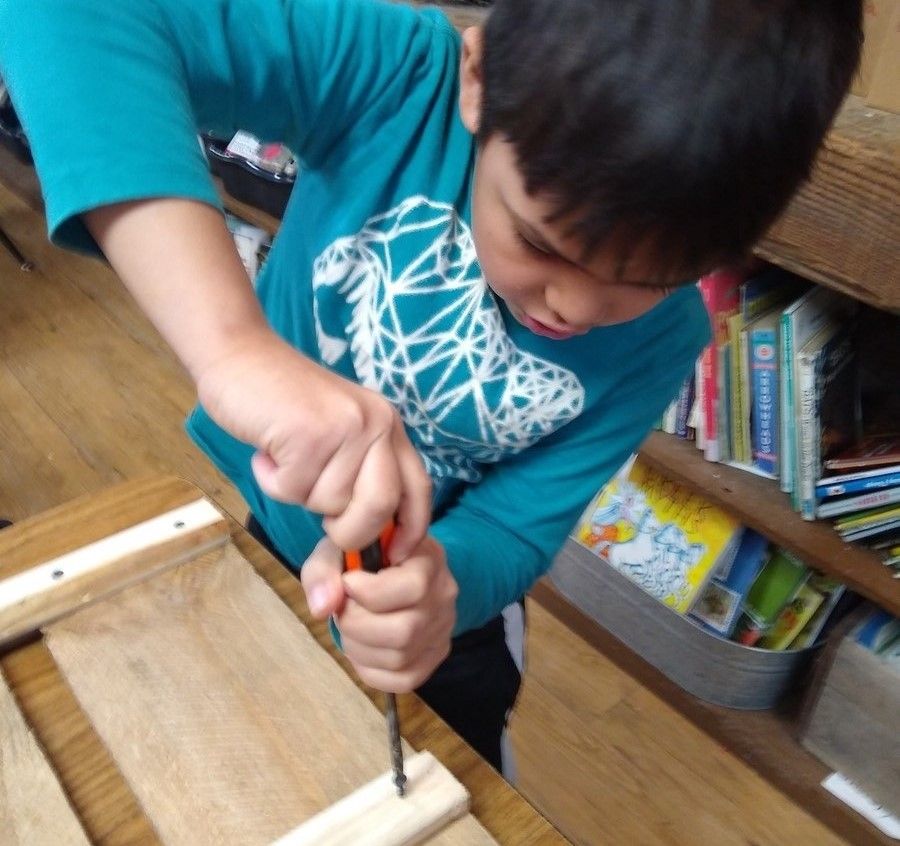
[44,541,493,845]
[274,751,486,846]
[0,672,90,845]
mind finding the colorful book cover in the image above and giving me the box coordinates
[745,311,781,475]
[732,548,810,646]
[795,322,859,519]
[574,457,743,613]
[824,434,900,471]
[790,581,846,649]
[816,465,900,498]
[690,528,770,636]
[779,287,849,495]
[698,270,745,463]
[816,485,900,519]
[855,608,900,654]
[759,580,826,650]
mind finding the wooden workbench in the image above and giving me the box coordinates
[0,475,565,846]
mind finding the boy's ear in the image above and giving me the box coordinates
[458,26,484,135]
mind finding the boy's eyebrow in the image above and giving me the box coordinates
[508,203,671,288]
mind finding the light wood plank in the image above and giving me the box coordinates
[45,544,489,845]
[0,671,90,845]
[0,500,228,648]
[273,751,486,846]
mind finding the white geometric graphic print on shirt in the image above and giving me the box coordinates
[312,196,585,482]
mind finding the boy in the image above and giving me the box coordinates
[0,0,861,774]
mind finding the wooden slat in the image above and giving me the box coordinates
[0,499,228,648]
[639,432,900,617]
[0,671,90,845]
[45,543,493,845]
[273,751,479,846]
[532,581,893,846]
[757,96,900,311]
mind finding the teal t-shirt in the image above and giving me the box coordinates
[1,0,710,635]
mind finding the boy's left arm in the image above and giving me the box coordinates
[431,298,709,633]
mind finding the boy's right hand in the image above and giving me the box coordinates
[196,328,432,558]
[84,198,430,556]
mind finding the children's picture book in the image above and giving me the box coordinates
[824,434,900,471]
[690,528,770,636]
[732,547,810,646]
[574,456,743,614]
[795,321,860,519]
[758,572,840,650]
[790,581,846,650]
[816,464,900,499]
[816,485,900,519]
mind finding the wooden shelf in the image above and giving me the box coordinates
[532,580,894,846]
[757,95,900,311]
[639,432,900,617]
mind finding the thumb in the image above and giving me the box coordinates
[300,537,347,619]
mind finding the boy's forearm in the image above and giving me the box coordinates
[85,199,272,385]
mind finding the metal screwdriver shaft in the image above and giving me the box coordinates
[385,692,407,796]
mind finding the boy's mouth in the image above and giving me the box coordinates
[521,314,579,341]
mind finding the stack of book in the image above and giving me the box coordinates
[815,435,900,576]
[657,266,898,554]
[573,457,846,649]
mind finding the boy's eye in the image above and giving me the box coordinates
[515,230,552,256]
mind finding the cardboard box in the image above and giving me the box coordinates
[866,1,900,114]
[851,0,897,97]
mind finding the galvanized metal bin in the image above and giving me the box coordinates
[549,538,818,709]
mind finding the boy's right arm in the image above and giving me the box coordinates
[0,0,441,555]
[84,197,431,556]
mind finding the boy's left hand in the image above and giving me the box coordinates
[300,534,458,693]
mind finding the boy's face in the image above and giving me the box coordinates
[459,29,677,339]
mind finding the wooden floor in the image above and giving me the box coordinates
[0,177,848,845]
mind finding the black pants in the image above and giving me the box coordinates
[246,516,522,772]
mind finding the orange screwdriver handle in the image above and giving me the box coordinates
[343,521,396,573]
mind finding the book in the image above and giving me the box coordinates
[728,311,751,465]
[732,548,810,646]
[759,580,826,650]
[674,376,695,439]
[816,485,900,518]
[790,580,846,649]
[779,287,850,495]
[816,465,900,498]
[739,266,808,323]
[824,434,900,471]
[744,310,781,475]
[698,270,745,463]
[839,519,900,543]
[795,321,859,520]
[855,608,900,655]
[834,502,900,533]
[574,456,744,613]
[690,528,770,636]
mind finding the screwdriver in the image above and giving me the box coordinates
[343,522,408,797]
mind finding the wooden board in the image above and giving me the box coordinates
[44,542,495,845]
[0,672,90,845]
[274,751,474,846]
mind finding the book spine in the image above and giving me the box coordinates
[700,344,718,460]
[739,326,753,465]
[816,485,900,518]
[694,356,706,450]
[717,343,732,463]
[779,311,794,493]
[674,376,695,439]
[796,348,822,520]
[817,471,900,498]
[750,327,779,475]
[728,314,746,464]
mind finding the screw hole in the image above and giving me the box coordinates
[52,569,65,580]
[174,521,185,529]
